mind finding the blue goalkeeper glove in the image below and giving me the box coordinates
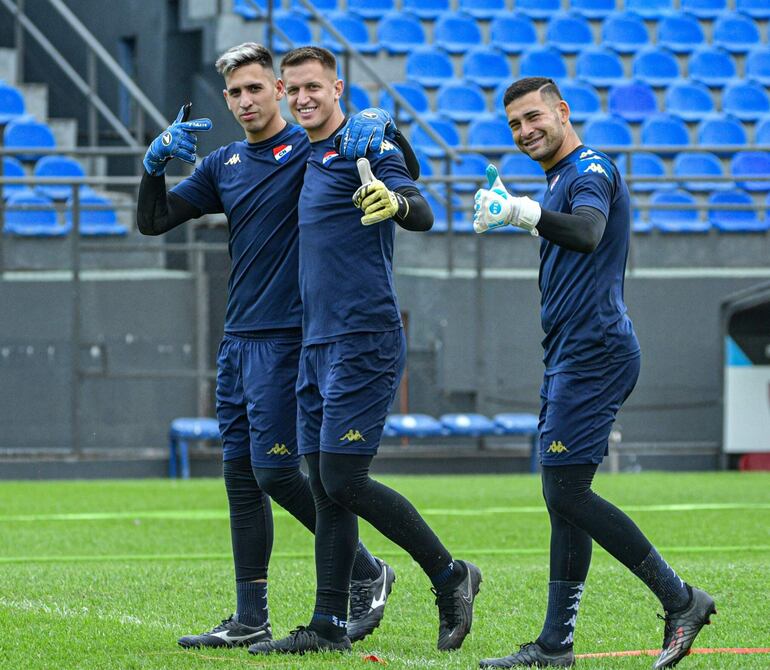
[335,108,397,159]
[143,103,212,176]
[473,164,541,235]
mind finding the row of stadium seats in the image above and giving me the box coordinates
[2,116,56,161]
[2,155,88,200]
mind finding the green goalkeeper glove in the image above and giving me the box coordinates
[352,158,409,226]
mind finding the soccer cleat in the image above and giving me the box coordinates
[347,558,396,642]
[248,626,352,655]
[479,641,576,668]
[433,560,482,651]
[653,587,716,669]
[177,615,272,648]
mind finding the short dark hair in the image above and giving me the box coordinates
[280,46,337,75]
[215,42,274,78]
[502,77,562,108]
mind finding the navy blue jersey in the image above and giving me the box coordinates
[539,146,640,374]
[171,123,308,333]
[298,136,414,344]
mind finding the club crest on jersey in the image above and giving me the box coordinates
[549,174,560,192]
[273,144,293,163]
[322,150,339,166]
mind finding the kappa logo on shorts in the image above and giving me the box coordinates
[546,440,569,454]
[340,430,366,443]
[273,144,293,163]
[224,153,241,166]
[267,443,291,455]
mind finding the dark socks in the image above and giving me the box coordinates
[537,581,584,651]
[310,612,348,642]
[236,580,268,627]
[430,559,466,590]
[351,542,381,581]
[632,547,690,612]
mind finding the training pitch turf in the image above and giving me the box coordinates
[1,471,768,670]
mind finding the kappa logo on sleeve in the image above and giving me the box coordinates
[378,139,397,154]
[273,144,293,163]
[322,150,339,166]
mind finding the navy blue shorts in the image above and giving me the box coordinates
[216,331,302,468]
[538,356,640,466]
[297,329,406,456]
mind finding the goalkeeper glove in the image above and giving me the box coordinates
[352,157,408,226]
[335,108,397,160]
[143,103,212,176]
[473,164,541,235]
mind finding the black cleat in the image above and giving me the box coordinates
[433,560,482,651]
[653,586,716,669]
[248,626,352,655]
[479,641,575,668]
[348,558,396,642]
[177,615,272,648]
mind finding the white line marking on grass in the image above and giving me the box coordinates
[0,596,154,628]
[2,502,769,522]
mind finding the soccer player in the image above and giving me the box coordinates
[472,77,715,669]
[136,42,412,650]
[248,46,481,657]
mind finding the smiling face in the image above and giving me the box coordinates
[505,89,576,171]
[281,58,344,141]
[223,62,286,143]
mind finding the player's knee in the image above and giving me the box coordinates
[252,465,302,500]
[542,465,597,519]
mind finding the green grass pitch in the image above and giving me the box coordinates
[1,471,769,670]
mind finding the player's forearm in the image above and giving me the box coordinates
[393,186,433,232]
[136,172,200,235]
[537,206,606,254]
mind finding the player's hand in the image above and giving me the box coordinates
[143,103,213,176]
[352,157,408,225]
[473,164,541,235]
[335,108,397,159]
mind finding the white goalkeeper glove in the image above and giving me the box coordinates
[352,157,409,226]
[473,164,541,235]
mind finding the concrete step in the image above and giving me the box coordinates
[16,83,48,121]
[48,117,78,149]
[0,48,17,84]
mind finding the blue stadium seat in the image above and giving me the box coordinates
[33,155,86,201]
[347,0,394,19]
[687,47,737,88]
[745,48,770,86]
[415,150,434,179]
[731,152,770,192]
[467,115,513,151]
[405,48,454,88]
[640,114,690,153]
[1,156,26,200]
[616,152,671,192]
[515,0,560,19]
[649,189,709,232]
[493,412,540,472]
[681,0,727,18]
[168,417,220,479]
[384,413,445,438]
[376,13,425,55]
[490,13,538,55]
[339,83,371,114]
[233,0,264,19]
[435,81,487,123]
[434,13,482,54]
[558,80,601,122]
[410,116,460,158]
[546,13,594,54]
[379,81,430,123]
[402,0,449,19]
[290,0,337,17]
[440,413,496,436]
[321,12,378,55]
[519,47,568,80]
[67,192,127,236]
[708,189,767,232]
[570,0,615,19]
[463,47,511,90]
[696,117,747,154]
[3,117,56,162]
[0,83,25,124]
[713,13,761,53]
[575,48,624,88]
[735,0,770,19]
[672,151,730,192]
[722,82,770,122]
[499,152,543,194]
[608,82,657,122]
[451,152,489,193]
[664,81,715,122]
[3,191,66,237]
[602,12,650,55]
[624,0,673,19]
[582,115,633,153]
[421,186,468,232]
[267,11,312,53]
[755,118,770,148]
[459,0,506,20]
[632,48,680,88]
[657,14,705,54]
